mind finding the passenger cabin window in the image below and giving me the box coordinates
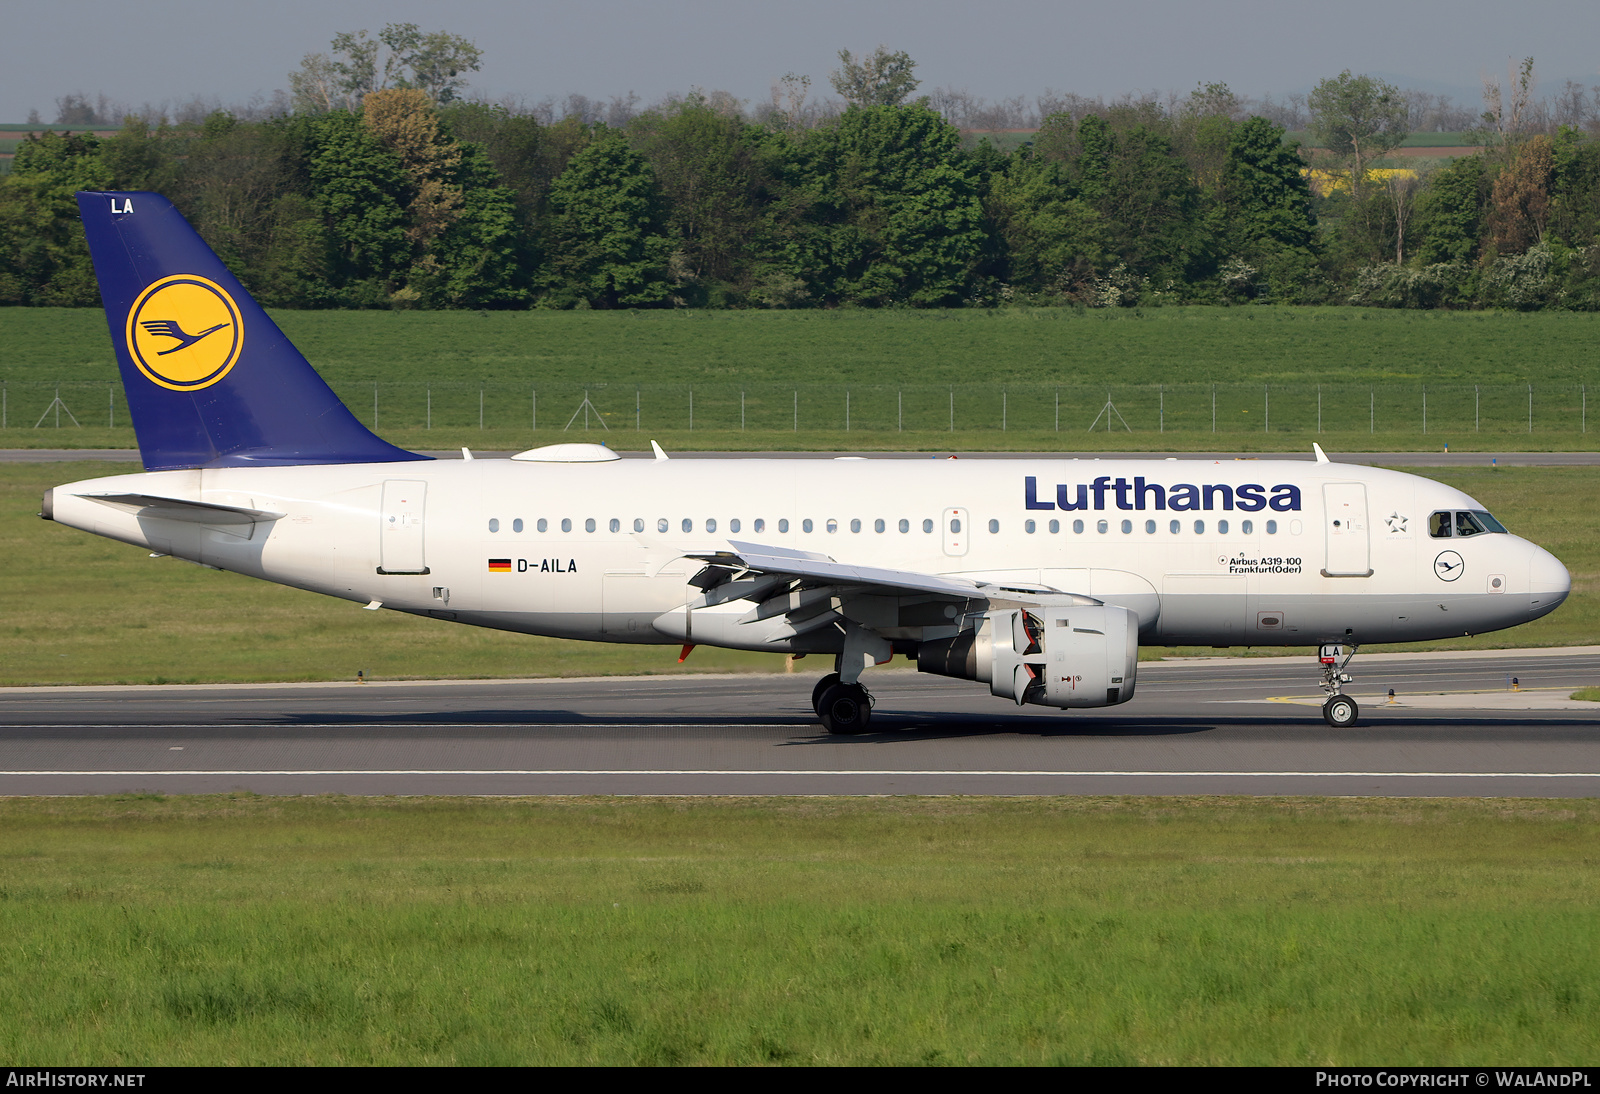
[1242,520,1253,534]
[1048,519,1060,534]
[585,518,596,533]
[1096,520,1108,534]
[874,519,885,533]
[682,518,693,533]
[657,518,669,533]
[1025,519,1036,534]
[609,518,620,533]
[778,519,789,533]
[537,518,548,533]
[1266,520,1277,534]
[633,519,644,533]
[754,519,765,533]
[513,518,524,533]
[560,518,572,533]
[1218,519,1230,534]
[730,519,741,533]
[850,519,861,533]
[988,519,999,534]
[803,519,813,533]
[1170,520,1180,534]
[488,518,499,533]
[706,519,717,533]
[1073,520,1084,534]
[922,519,934,533]
[898,519,909,533]
[826,519,838,534]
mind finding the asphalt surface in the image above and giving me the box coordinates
[8,449,1600,466]
[2,648,1596,797]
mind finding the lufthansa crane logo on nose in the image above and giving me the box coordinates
[1434,550,1464,581]
[124,275,244,390]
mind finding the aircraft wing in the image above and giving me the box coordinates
[683,539,988,601]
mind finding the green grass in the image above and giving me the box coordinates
[0,795,1596,1065]
[4,462,1595,685]
[6,306,1600,451]
[1572,688,1600,701]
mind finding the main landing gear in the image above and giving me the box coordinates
[812,671,874,735]
[1318,643,1360,727]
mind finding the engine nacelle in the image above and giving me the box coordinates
[917,603,1139,708]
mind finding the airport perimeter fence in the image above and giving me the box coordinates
[2,380,1594,437]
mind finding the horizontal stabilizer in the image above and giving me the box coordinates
[81,493,287,525]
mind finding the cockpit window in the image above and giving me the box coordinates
[1431,509,1508,538]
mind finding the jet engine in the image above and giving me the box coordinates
[917,602,1139,708]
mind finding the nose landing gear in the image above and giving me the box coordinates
[1318,643,1360,727]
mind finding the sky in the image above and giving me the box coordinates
[5,0,1599,122]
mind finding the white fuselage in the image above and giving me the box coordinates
[48,456,1570,655]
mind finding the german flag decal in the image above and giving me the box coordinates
[488,559,512,572]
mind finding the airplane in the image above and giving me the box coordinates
[40,191,1572,733]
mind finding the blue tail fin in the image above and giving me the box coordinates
[76,190,427,471]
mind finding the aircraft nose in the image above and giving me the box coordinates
[1528,546,1570,616]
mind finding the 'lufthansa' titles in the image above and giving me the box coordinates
[1024,475,1302,512]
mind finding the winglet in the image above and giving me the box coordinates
[651,440,669,461]
[1312,443,1331,464]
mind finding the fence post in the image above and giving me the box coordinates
[1211,383,1215,433]
[1370,388,1374,434]
[2,381,6,429]
[427,386,432,430]
[1055,388,1059,432]
[1584,384,1587,434]
[1423,386,1427,435]
[689,389,694,432]
[1159,384,1163,434]
[635,386,639,431]
[1475,385,1479,432]
[741,389,746,432]
[533,388,537,432]
[898,389,903,432]
[1528,384,1533,434]
[108,384,113,428]
[1317,385,1322,434]
[846,389,850,432]
[373,382,378,430]
[949,386,954,433]
[793,390,797,432]
[1264,384,1269,433]
[479,386,484,430]
[1002,388,1007,432]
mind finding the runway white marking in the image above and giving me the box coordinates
[3,770,1598,778]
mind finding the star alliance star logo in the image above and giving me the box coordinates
[1385,511,1408,534]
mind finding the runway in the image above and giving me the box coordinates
[2,648,1596,797]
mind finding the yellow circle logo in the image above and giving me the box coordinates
[125,275,244,391]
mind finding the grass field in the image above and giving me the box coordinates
[5,306,1599,451]
[0,795,1595,1065]
[4,461,1594,686]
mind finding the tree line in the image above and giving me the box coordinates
[4,37,1599,312]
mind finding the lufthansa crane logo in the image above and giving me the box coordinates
[1434,550,1464,581]
[124,275,244,390]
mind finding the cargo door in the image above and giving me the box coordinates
[378,480,429,574]
[1322,483,1371,577]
